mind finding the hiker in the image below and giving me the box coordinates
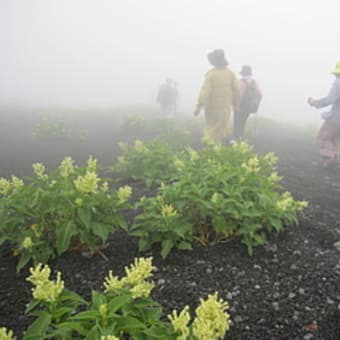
[194,49,240,144]
[233,65,262,140]
[157,78,177,117]
[308,61,340,168]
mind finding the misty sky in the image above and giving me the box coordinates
[0,0,339,123]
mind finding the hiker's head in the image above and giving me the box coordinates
[165,78,172,85]
[207,49,228,68]
[331,61,340,77]
[240,65,252,77]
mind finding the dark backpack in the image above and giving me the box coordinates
[239,80,262,114]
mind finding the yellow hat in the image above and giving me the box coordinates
[331,61,340,74]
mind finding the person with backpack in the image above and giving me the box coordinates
[233,65,262,140]
[157,78,177,117]
[194,49,240,144]
[308,61,340,168]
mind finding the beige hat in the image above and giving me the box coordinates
[331,61,340,74]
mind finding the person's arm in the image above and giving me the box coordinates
[194,73,212,116]
[310,80,340,108]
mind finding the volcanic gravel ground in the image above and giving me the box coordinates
[1,112,340,339]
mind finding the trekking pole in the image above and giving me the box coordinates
[253,112,258,150]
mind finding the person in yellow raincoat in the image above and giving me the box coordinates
[194,49,240,144]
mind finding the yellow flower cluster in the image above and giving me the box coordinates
[211,192,220,204]
[31,224,42,238]
[192,293,230,340]
[74,198,84,206]
[161,204,177,217]
[187,147,199,161]
[27,264,64,303]
[59,157,75,178]
[174,157,185,171]
[100,336,120,340]
[32,162,47,179]
[268,172,282,183]
[232,141,252,154]
[11,176,24,189]
[0,327,15,340]
[134,140,149,153]
[117,185,132,203]
[168,306,190,340]
[241,156,260,174]
[263,152,278,167]
[0,178,11,195]
[277,192,308,212]
[0,176,24,195]
[22,237,33,249]
[276,192,294,212]
[87,155,98,172]
[169,293,230,340]
[99,303,108,317]
[117,156,127,165]
[74,171,99,194]
[101,182,109,193]
[297,200,308,210]
[104,257,155,299]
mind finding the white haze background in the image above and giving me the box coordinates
[0,0,339,124]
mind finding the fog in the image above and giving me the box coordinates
[0,0,339,124]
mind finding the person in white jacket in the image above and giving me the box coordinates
[308,61,340,168]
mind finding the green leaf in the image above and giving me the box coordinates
[108,294,132,312]
[138,237,152,252]
[161,239,174,258]
[92,291,106,306]
[92,222,114,242]
[56,221,77,255]
[58,290,88,305]
[25,299,40,314]
[51,306,74,319]
[17,252,32,272]
[78,207,92,230]
[55,321,87,336]
[177,241,192,250]
[23,312,52,340]
[115,316,146,331]
[70,310,100,321]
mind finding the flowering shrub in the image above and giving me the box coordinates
[0,156,132,271]
[132,142,308,256]
[32,115,88,142]
[0,327,15,340]
[21,258,230,340]
[111,140,185,187]
[122,114,190,148]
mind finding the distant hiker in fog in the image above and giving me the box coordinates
[308,61,340,168]
[234,65,262,140]
[194,49,240,144]
[157,78,178,117]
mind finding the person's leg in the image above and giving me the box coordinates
[234,111,249,140]
[317,120,340,166]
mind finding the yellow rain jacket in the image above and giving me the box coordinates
[198,67,240,144]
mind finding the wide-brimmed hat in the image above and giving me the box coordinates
[207,49,228,68]
[331,61,340,75]
[240,65,252,76]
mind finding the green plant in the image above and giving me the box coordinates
[22,258,230,340]
[32,115,89,142]
[132,199,193,258]
[111,140,185,187]
[132,142,308,256]
[0,157,132,271]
